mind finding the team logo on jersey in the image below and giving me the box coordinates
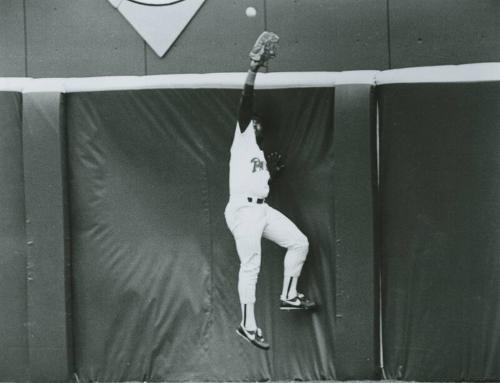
[251,158,266,173]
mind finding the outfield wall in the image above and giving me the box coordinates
[0,64,498,382]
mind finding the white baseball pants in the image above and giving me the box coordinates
[225,196,309,304]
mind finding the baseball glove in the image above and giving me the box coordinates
[249,31,279,66]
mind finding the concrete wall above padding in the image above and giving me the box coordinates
[0,0,499,76]
[25,0,145,77]
[146,0,265,74]
[389,0,500,68]
[0,92,29,382]
[0,0,26,76]
[267,0,389,71]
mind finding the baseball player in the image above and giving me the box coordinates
[225,32,317,351]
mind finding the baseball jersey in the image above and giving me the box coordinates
[229,122,270,198]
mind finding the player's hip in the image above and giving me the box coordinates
[225,195,268,232]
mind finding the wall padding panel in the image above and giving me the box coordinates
[333,85,377,379]
[23,92,73,383]
[66,85,376,381]
[379,81,500,381]
[0,92,29,382]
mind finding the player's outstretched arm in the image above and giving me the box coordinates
[238,60,260,133]
[238,31,279,133]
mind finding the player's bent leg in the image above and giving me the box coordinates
[283,233,308,277]
[263,206,309,276]
[262,205,317,311]
[280,235,317,311]
[281,259,318,310]
[280,236,308,301]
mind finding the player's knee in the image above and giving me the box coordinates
[240,252,261,275]
[292,234,309,256]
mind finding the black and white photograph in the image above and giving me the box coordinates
[0,1,499,382]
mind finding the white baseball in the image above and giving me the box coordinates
[245,7,257,17]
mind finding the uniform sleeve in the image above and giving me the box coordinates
[238,83,254,132]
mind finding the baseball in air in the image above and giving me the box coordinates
[245,7,257,17]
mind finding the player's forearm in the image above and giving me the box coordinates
[238,67,259,132]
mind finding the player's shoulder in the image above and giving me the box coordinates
[236,120,252,133]
[233,122,249,142]
[237,120,256,137]
[231,126,252,152]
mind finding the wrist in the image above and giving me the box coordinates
[250,60,260,72]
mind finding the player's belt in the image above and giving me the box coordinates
[247,197,265,204]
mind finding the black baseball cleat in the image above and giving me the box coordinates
[280,293,318,311]
[236,325,270,350]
